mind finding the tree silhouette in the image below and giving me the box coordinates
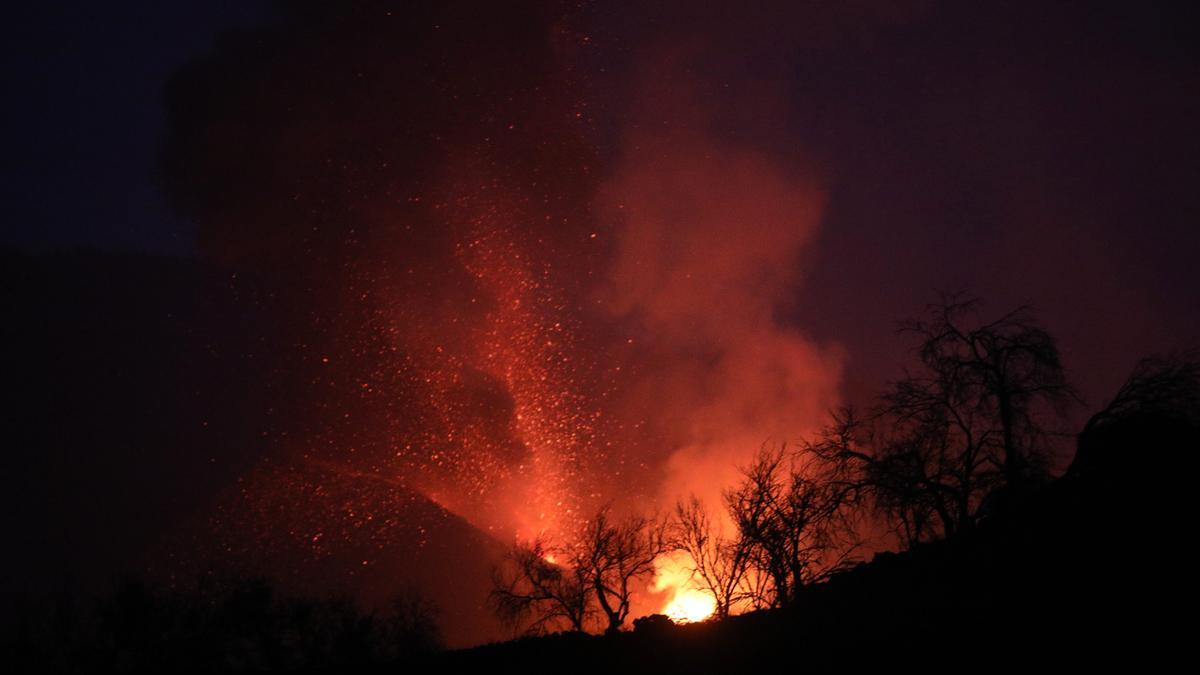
[900,294,1076,488]
[573,507,671,635]
[671,496,754,619]
[808,402,998,545]
[810,295,1076,547]
[7,577,440,672]
[489,538,592,635]
[1071,351,1200,482]
[489,506,669,636]
[724,445,858,608]
[1079,352,1199,441]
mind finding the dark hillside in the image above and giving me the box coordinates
[444,397,1197,671]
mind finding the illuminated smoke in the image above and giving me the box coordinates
[156,2,844,642]
[651,551,718,623]
[588,68,843,618]
[595,69,842,515]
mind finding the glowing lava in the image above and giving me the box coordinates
[651,551,717,623]
[663,588,717,623]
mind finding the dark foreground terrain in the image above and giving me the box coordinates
[442,400,1194,672]
[6,359,1196,673]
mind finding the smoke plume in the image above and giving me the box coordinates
[156,0,844,642]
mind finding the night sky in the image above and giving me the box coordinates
[4,0,1199,647]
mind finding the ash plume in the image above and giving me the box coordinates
[156,0,850,642]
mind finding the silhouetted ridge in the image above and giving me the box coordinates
[443,370,1200,670]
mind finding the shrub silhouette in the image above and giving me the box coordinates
[4,577,440,673]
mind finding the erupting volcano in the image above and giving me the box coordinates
[10,0,1197,662]
[148,1,841,643]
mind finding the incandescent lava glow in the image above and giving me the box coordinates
[663,588,717,624]
[652,551,716,623]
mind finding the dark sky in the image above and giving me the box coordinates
[3,1,267,252]
[4,0,1199,647]
[6,1,1197,400]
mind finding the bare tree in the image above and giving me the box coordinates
[1079,351,1200,439]
[900,294,1076,488]
[724,444,858,608]
[1072,351,1200,481]
[671,496,754,619]
[811,296,1077,547]
[489,538,591,635]
[572,507,671,635]
[808,405,990,547]
[489,507,670,636]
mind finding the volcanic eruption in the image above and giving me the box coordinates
[152,1,842,643]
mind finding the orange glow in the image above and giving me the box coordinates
[663,587,716,623]
[651,552,716,623]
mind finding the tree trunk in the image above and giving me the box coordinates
[997,388,1023,489]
